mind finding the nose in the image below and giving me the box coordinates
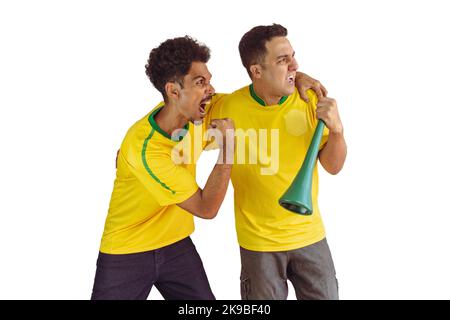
[289,57,299,72]
[207,83,215,96]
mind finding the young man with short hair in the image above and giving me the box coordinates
[211,24,347,300]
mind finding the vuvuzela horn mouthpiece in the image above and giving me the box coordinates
[279,120,325,215]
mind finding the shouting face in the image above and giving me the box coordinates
[175,61,215,123]
[258,36,299,97]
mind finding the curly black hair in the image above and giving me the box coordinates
[145,36,211,101]
[239,24,287,78]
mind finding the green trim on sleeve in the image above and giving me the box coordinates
[141,128,176,195]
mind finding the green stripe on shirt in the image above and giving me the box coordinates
[141,128,176,195]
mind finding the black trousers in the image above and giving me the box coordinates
[91,237,215,300]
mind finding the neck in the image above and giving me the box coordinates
[154,102,188,136]
[253,81,282,106]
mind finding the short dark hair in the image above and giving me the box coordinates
[145,36,210,101]
[238,24,288,78]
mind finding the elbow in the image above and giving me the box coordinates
[205,210,219,220]
[200,208,219,220]
[326,165,343,175]
[328,169,340,175]
[320,155,346,175]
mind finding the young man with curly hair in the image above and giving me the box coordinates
[91,37,234,300]
[91,35,327,300]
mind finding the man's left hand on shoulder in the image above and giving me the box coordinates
[295,72,343,134]
[295,71,328,102]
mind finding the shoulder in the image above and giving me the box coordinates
[222,86,250,109]
[120,103,166,164]
[291,87,318,105]
[207,87,248,119]
[290,88,319,113]
[229,85,250,100]
[305,89,319,105]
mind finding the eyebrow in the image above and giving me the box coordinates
[192,74,212,81]
[276,51,295,59]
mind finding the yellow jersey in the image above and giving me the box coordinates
[100,95,224,254]
[211,85,329,252]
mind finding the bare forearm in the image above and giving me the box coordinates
[177,118,234,219]
[319,131,347,175]
[200,162,232,218]
[177,157,232,220]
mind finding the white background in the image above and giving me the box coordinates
[1,0,449,300]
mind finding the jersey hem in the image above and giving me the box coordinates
[237,233,326,253]
[99,230,195,255]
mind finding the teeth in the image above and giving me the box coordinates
[288,75,295,83]
[199,98,211,115]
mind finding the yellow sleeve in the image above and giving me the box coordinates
[205,93,227,123]
[125,144,199,207]
[306,90,329,150]
[203,93,228,151]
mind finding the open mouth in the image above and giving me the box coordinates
[199,98,211,116]
[287,74,295,85]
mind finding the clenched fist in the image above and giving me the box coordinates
[316,97,343,134]
[209,118,235,165]
[209,118,235,136]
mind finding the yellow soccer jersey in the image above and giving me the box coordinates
[100,95,225,254]
[210,85,329,252]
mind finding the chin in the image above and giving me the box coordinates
[283,86,295,96]
[190,117,204,125]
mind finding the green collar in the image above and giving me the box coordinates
[148,106,189,142]
[249,84,288,106]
